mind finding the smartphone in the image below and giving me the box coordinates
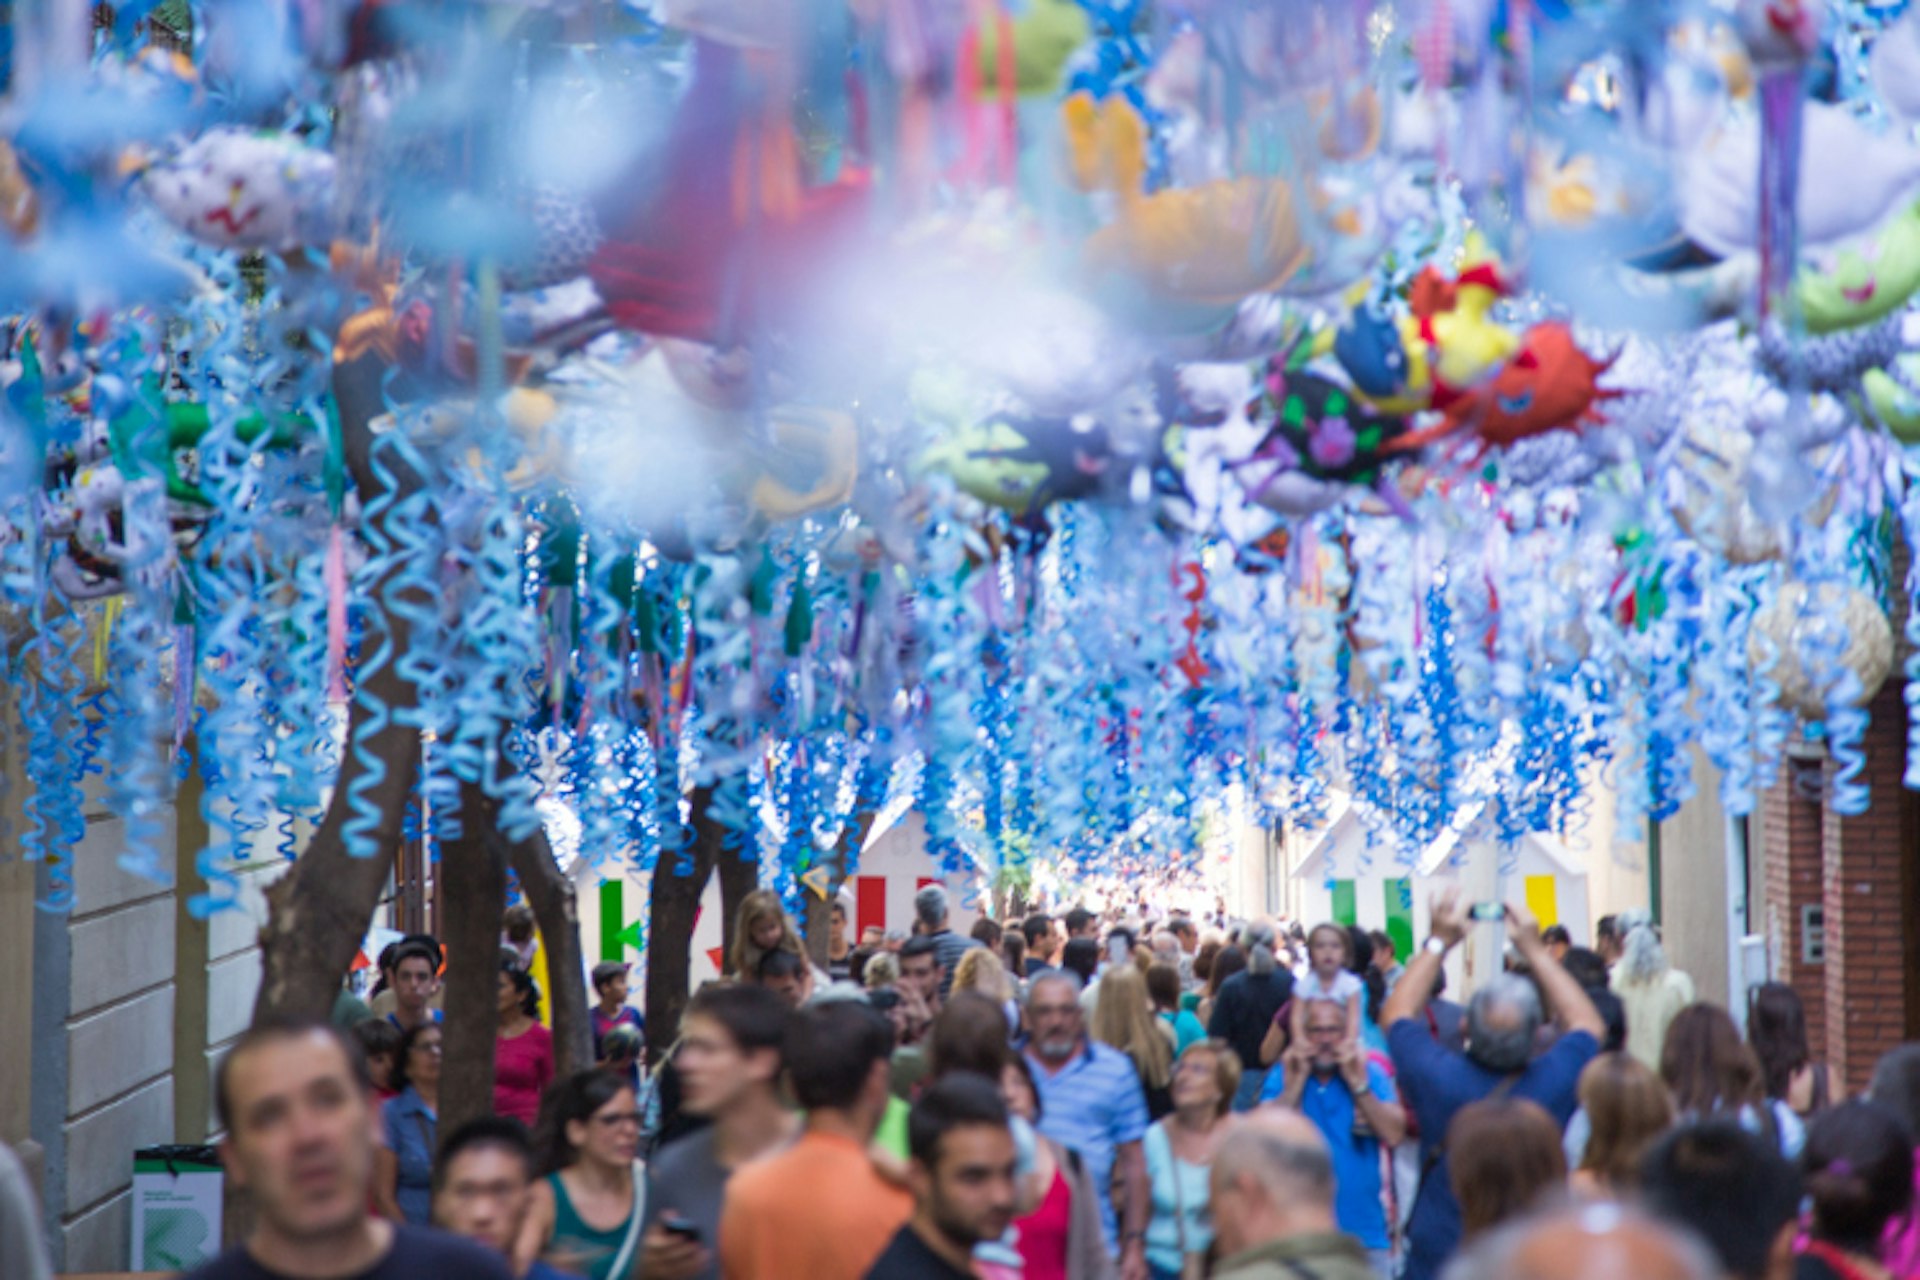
[660,1213,703,1244]
[1468,902,1506,922]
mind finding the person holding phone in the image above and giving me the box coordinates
[1379,890,1605,1280]
[642,984,799,1280]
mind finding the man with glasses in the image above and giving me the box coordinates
[1260,999,1407,1275]
[1022,971,1151,1280]
[640,984,796,1280]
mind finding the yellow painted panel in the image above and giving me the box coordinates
[1524,875,1558,929]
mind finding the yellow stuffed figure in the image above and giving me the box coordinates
[1063,92,1310,327]
[1409,235,1521,402]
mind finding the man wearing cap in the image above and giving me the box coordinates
[591,962,645,1065]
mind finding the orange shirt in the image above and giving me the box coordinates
[719,1129,913,1280]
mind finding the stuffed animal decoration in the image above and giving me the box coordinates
[585,33,868,345]
[1062,91,1310,332]
[1681,101,1920,263]
[0,140,38,239]
[1734,0,1824,69]
[1334,297,1432,415]
[1236,367,1410,516]
[920,411,1116,515]
[1390,321,1621,457]
[1798,201,1920,335]
[1749,580,1893,719]
[1408,240,1521,405]
[141,128,337,251]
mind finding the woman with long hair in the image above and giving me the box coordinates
[1660,1002,1804,1155]
[1749,981,1830,1118]
[1869,1045,1920,1275]
[1093,966,1176,1119]
[1570,1052,1673,1198]
[1797,1101,1916,1280]
[1196,944,1245,1029]
[1002,1054,1118,1280]
[376,1022,441,1225]
[1002,928,1029,982]
[954,947,1019,1017]
[1191,938,1222,998]
[1448,1097,1568,1242]
[728,888,806,980]
[1143,1041,1240,1280]
[1147,963,1207,1055]
[496,959,555,1128]
[516,1071,647,1280]
[1610,909,1695,1071]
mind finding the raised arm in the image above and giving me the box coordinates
[1507,904,1605,1042]
[1381,888,1466,1028]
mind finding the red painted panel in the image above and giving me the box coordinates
[857,875,887,938]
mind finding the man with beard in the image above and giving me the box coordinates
[863,1074,1019,1280]
[184,1021,510,1280]
[1022,970,1151,1280]
[1381,891,1603,1280]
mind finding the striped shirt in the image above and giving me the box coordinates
[928,929,982,999]
[1025,1039,1150,1251]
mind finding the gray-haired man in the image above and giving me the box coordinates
[1209,1109,1376,1280]
[913,884,980,1000]
[1381,890,1605,1280]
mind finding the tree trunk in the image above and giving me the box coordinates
[803,889,831,967]
[715,834,759,976]
[802,808,880,967]
[438,781,507,1139]
[251,707,418,1021]
[644,785,726,1060]
[504,817,591,1078]
[252,360,427,1023]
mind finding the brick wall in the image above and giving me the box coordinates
[1760,757,1826,1050]
[1822,678,1913,1095]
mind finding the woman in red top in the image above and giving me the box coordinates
[495,960,554,1128]
[1001,1055,1116,1280]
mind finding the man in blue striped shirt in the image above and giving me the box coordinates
[1022,971,1151,1280]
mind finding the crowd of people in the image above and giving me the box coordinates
[39,882,1910,1280]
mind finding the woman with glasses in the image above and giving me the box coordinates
[1143,1041,1240,1280]
[517,1070,647,1280]
[376,1022,442,1225]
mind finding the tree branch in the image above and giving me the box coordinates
[644,784,724,1061]
[503,817,592,1078]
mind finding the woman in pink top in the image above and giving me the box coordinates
[496,960,554,1128]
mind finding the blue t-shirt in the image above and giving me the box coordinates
[1259,1062,1398,1248]
[1160,1008,1208,1055]
[381,1088,438,1227]
[1388,1021,1598,1280]
[1026,1040,1151,1251]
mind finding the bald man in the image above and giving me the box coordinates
[1438,1204,1719,1280]
[1209,1110,1376,1280]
